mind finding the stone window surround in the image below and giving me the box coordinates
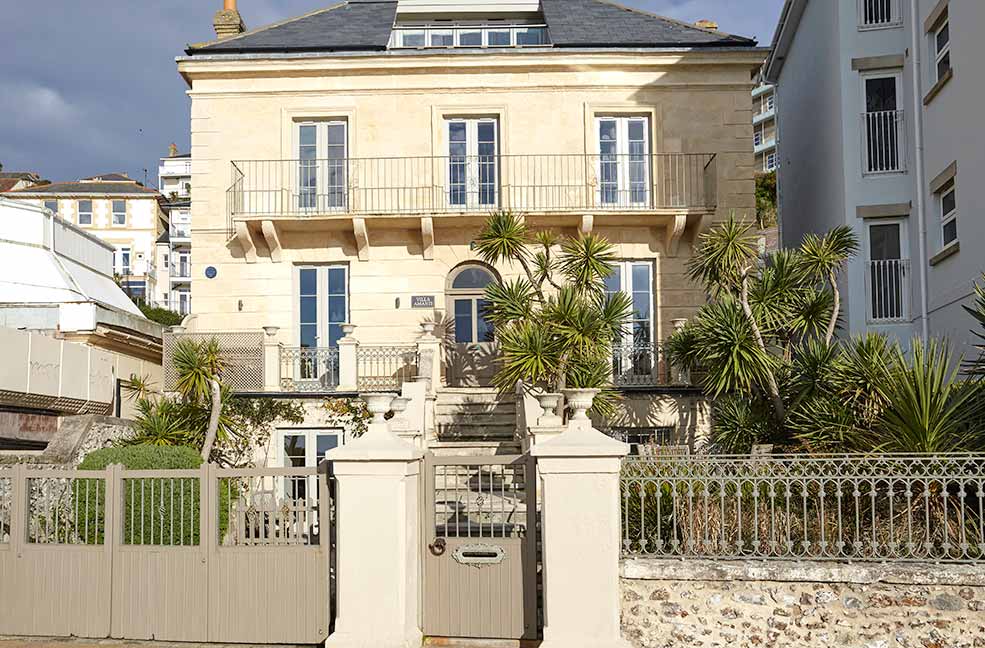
[929,160,958,264]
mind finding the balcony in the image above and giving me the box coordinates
[170,262,192,282]
[170,224,191,241]
[226,153,717,236]
[866,259,910,324]
[862,111,906,175]
[858,0,902,30]
[164,327,426,395]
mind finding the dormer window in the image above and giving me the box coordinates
[390,21,550,49]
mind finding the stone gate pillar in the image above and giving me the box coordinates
[325,392,425,648]
[531,388,631,648]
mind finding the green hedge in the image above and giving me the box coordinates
[77,445,204,546]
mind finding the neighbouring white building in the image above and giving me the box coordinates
[6,174,168,305]
[153,146,193,316]
[766,0,984,358]
[0,198,162,449]
[753,82,778,173]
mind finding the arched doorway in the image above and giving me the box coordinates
[445,263,499,387]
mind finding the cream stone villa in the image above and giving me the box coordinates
[172,0,765,458]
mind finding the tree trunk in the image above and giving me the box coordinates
[201,378,222,462]
[825,269,840,344]
[740,271,786,423]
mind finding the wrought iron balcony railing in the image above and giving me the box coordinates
[280,347,340,393]
[862,110,906,175]
[227,153,717,231]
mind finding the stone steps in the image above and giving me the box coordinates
[434,388,517,442]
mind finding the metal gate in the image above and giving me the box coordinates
[0,463,331,644]
[422,454,538,640]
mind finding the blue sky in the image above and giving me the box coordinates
[0,1,783,186]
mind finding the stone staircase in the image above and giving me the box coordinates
[432,387,519,454]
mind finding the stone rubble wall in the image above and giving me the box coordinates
[621,559,985,648]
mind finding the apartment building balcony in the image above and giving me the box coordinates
[752,107,775,126]
[862,110,906,175]
[226,153,718,257]
[169,223,191,244]
[170,262,192,284]
[753,138,777,156]
[865,258,910,324]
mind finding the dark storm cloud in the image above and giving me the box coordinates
[0,1,782,186]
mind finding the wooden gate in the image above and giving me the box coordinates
[422,454,538,640]
[0,464,331,644]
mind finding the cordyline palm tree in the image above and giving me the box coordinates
[473,211,632,416]
[669,214,858,428]
[124,338,236,461]
[964,275,985,377]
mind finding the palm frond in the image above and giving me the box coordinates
[473,211,530,266]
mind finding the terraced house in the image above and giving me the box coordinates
[174,0,765,458]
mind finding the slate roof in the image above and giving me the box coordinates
[10,180,161,196]
[0,179,21,192]
[542,0,755,48]
[81,173,132,182]
[192,1,398,54]
[188,0,755,55]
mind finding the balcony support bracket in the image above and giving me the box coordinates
[353,218,370,262]
[665,213,688,257]
[235,221,257,264]
[580,214,594,235]
[421,217,434,261]
[261,219,282,263]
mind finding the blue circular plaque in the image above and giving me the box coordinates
[205,266,218,279]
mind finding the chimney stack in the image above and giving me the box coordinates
[694,19,719,30]
[214,0,246,40]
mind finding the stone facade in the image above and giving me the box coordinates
[621,559,985,648]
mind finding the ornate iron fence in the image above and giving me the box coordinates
[612,343,671,387]
[280,347,340,393]
[163,331,265,393]
[357,345,419,392]
[621,454,985,563]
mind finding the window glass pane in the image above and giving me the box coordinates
[327,123,346,148]
[487,29,511,46]
[941,188,956,216]
[459,29,482,46]
[632,292,651,321]
[604,265,622,295]
[869,224,902,261]
[300,268,317,295]
[430,30,454,46]
[300,125,316,147]
[449,121,467,143]
[316,434,339,458]
[599,120,617,144]
[452,267,495,289]
[283,434,306,467]
[628,120,646,141]
[477,299,495,342]
[454,299,474,343]
[328,323,344,348]
[300,297,318,325]
[401,30,425,47]
[943,219,958,245]
[631,264,650,292]
[515,27,545,45]
[328,296,346,323]
[328,267,346,294]
[300,324,318,348]
[936,22,949,53]
[865,77,897,112]
[937,53,950,79]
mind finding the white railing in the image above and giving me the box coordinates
[862,110,906,175]
[866,259,910,323]
[858,0,902,29]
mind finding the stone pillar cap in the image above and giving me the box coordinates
[530,424,629,458]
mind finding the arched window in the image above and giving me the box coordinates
[447,264,498,344]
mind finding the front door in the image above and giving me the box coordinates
[423,455,538,640]
[446,265,498,387]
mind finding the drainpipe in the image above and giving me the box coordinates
[909,0,930,344]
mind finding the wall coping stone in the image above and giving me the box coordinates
[621,558,985,587]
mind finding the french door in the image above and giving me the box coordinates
[447,118,499,210]
[866,220,909,323]
[297,121,348,211]
[862,73,903,174]
[605,261,655,383]
[597,116,651,208]
[295,265,349,386]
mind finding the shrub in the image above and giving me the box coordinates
[138,302,184,327]
[77,445,204,545]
